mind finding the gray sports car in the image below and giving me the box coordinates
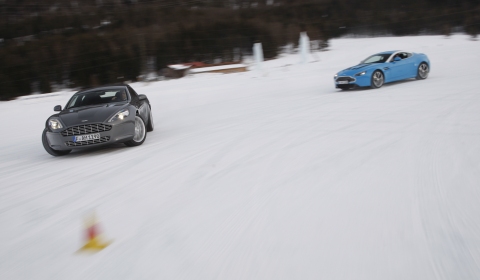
[42,84,154,156]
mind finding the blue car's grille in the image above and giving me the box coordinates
[336,76,356,83]
[61,124,112,136]
[65,136,110,147]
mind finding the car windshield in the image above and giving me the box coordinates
[67,88,128,109]
[361,54,391,64]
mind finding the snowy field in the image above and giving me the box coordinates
[1,34,480,280]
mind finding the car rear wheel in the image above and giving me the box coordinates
[371,70,384,89]
[42,129,71,156]
[125,115,147,147]
[146,108,154,132]
[416,62,429,80]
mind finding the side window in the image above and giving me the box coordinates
[126,86,139,102]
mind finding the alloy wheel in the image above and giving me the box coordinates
[372,71,384,88]
[418,63,429,79]
[133,116,146,142]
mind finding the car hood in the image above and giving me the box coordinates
[58,103,128,127]
[337,63,380,76]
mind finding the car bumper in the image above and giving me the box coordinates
[45,121,135,150]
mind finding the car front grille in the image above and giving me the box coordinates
[61,124,112,136]
[336,76,356,83]
[65,136,110,147]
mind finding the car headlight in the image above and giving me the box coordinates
[334,74,338,79]
[355,71,366,76]
[48,118,63,130]
[108,109,130,122]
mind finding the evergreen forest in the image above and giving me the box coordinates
[0,0,479,99]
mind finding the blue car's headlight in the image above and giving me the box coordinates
[334,74,338,79]
[108,109,130,122]
[355,71,366,76]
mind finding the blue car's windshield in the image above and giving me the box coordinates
[361,54,391,64]
[67,89,128,109]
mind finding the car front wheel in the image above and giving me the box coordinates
[125,115,147,147]
[42,129,71,156]
[371,70,384,89]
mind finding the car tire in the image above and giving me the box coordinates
[125,115,147,147]
[42,129,71,156]
[370,70,384,89]
[416,62,429,80]
[146,107,154,132]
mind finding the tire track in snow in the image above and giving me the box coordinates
[415,91,480,280]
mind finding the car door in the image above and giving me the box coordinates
[398,52,417,78]
[390,52,416,80]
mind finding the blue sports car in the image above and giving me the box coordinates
[334,51,430,90]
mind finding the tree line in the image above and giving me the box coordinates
[0,0,479,100]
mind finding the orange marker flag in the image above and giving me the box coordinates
[79,212,111,252]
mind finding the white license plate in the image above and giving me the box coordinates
[74,133,100,142]
[338,81,349,84]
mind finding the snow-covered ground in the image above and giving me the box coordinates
[1,34,480,280]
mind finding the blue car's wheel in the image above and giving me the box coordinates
[371,70,384,89]
[416,62,429,80]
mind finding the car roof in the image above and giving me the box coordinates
[76,85,127,95]
[376,50,398,55]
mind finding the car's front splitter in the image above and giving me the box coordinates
[336,83,359,89]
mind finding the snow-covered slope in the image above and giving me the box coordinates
[1,35,480,280]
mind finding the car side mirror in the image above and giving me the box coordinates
[138,94,147,101]
[394,57,401,62]
[54,105,62,111]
